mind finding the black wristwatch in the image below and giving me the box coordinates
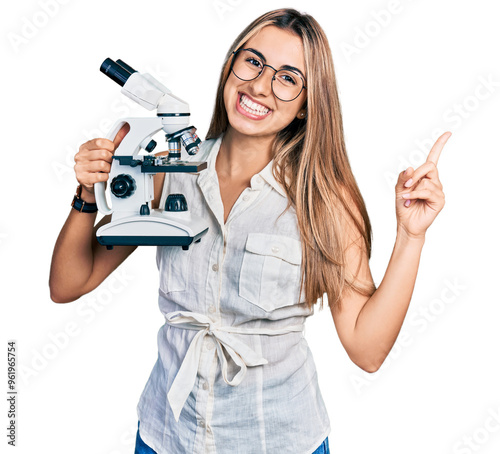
[71,185,98,213]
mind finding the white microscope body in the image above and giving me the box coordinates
[94,59,208,250]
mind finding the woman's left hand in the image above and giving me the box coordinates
[395,131,452,240]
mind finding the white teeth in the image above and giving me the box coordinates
[239,94,270,116]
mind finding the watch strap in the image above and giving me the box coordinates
[71,185,98,213]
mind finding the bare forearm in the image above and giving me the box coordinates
[353,227,425,370]
[49,206,99,303]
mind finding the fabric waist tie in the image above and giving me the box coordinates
[164,310,304,422]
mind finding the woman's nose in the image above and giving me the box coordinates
[248,66,274,97]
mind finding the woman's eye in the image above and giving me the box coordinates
[278,72,297,86]
[246,58,262,68]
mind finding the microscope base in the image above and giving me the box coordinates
[97,230,207,250]
[96,211,209,250]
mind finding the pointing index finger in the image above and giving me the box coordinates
[427,131,452,166]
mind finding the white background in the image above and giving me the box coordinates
[1,0,499,453]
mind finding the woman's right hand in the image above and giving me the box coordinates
[73,123,130,198]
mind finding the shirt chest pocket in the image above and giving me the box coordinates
[239,233,302,312]
[157,246,192,293]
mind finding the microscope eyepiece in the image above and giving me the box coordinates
[115,59,137,74]
[100,58,136,87]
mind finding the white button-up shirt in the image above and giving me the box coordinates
[136,136,331,453]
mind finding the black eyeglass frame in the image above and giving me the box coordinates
[229,48,307,102]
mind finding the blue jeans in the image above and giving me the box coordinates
[135,421,330,453]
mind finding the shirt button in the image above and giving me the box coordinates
[199,419,206,428]
[243,195,250,202]
[256,176,263,184]
[212,264,219,272]
[206,340,215,350]
[208,305,216,314]
[271,246,280,254]
[202,381,209,391]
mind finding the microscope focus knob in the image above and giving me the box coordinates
[165,194,188,212]
[110,174,136,198]
[145,140,157,153]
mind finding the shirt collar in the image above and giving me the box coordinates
[203,135,287,198]
[258,160,287,198]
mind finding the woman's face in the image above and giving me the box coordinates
[223,25,307,141]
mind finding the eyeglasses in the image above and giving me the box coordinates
[230,48,307,102]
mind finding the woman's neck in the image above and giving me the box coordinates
[216,127,275,180]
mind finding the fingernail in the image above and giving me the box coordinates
[404,199,411,207]
[402,193,411,198]
[404,178,413,188]
[404,168,408,175]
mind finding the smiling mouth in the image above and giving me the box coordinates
[238,93,271,116]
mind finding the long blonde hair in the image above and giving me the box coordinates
[207,8,377,312]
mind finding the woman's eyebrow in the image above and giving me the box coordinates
[246,48,306,82]
[246,48,266,62]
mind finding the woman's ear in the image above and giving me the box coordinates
[296,109,307,120]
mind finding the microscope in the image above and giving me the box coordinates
[94,58,209,250]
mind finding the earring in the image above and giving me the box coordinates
[298,111,306,119]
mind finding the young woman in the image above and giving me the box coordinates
[50,8,450,454]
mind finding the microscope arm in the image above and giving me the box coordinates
[94,117,164,215]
